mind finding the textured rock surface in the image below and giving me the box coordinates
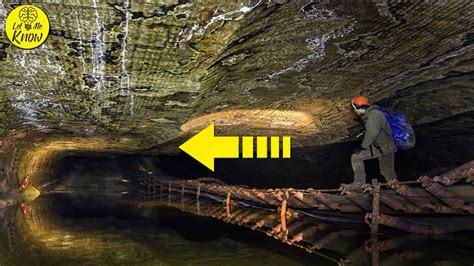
[1,0,473,144]
[1,2,474,262]
[0,0,262,142]
[200,0,474,144]
[0,1,473,188]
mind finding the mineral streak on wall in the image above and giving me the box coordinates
[0,1,472,150]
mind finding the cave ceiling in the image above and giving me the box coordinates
[0,0,473,149]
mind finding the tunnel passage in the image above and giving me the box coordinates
[4,145,473,264]
[40,131,474,191]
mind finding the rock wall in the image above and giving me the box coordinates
[0,1,472,188]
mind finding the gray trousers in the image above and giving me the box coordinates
[351,146,397,183]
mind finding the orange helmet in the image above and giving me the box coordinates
[351,96,370,108]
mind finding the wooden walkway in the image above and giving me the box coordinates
[138,161,474,234]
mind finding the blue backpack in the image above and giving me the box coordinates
[378,108,416,150]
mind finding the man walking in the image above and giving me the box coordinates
[342,96,399,189]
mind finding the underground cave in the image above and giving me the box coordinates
[0,1,473,265]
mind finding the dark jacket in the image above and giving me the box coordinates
[361,105,397,154]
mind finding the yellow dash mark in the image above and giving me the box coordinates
[282,136,291,158]
[270,136,279,158]
[242,136,254,158]
[214,136,239,158]
[256,136,268,158]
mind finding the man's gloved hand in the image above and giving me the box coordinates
[353,147,366,154]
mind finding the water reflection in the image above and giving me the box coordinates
[152,193,474,265]
[1,188,473,265]
[0,194,320,265]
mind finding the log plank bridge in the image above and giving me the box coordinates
[138,161,474,235]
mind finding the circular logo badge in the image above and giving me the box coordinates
[5,4,50,49]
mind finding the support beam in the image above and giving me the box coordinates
[226,191,231,217]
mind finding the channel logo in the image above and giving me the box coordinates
[5,4,50,49]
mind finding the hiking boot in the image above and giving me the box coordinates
[340,182,364,190]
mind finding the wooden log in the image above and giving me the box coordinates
[371,179,380,266]
[433,160,474,185]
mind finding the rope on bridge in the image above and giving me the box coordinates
[138,160,474,233]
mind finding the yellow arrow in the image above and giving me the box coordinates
[179,123,239,171]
